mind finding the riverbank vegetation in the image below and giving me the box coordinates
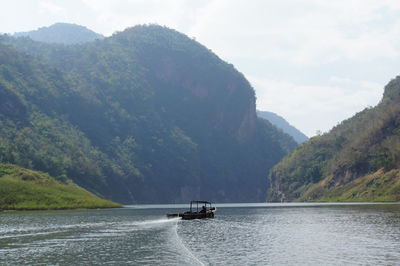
[299,169,400,202]
[268,76,400,202]
[0,164,121,211]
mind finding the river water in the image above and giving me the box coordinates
[0,203,399,265]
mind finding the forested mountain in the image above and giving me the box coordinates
[268,77,400,202]
[257,110,308,143]
[13,23,104,44]
[0,25,297,203]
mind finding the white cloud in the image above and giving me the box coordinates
[39,1,64,14]
[81,0,210,35]
[186,0,400,65]
[329,76,354,84]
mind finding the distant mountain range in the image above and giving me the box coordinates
[257,111,308,143]
[13,23,104,44]
[0,23,297,205]
[268,77,400,202]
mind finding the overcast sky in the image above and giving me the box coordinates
[2,0,400,136]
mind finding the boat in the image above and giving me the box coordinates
[167,200,216,220]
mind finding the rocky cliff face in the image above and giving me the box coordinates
[237,100,257,142]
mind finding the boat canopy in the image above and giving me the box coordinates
[189,201,213,212]
[190,200,212,204]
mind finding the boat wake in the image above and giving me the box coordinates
[126,217,205,265]
[172,221,206,266]
[0,214,205,265]
[131,217,181,226]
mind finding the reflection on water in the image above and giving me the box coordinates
[0,203,399,265]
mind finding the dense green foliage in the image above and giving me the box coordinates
[0,163,121,210]
[0,25,296,203]
[268,77,400,202]
[13,23,104,44]
[257,110,309,143]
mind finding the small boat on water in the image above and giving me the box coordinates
[167,200,216,220]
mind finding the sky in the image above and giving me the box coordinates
[1,0,400,137]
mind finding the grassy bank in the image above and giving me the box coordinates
[298,168,400,202]
[0,164,121,210]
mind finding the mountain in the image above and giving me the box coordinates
[0,163,120,210]
[0,24,297,204]
[268,76,400,202]
[13,23,104,44]
[257,110,308,143]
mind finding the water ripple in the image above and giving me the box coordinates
[1,204,400,265]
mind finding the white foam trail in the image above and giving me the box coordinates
[173,221,206,266]
[113,218,181,230]
[0,222,111,240]
[1,218,178,238]
[0,222,108,235]
[135,217,181,226]
[0,230,68,239]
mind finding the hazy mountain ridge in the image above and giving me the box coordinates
[268,76,400,202]
[0,25,297,203]
[13,23,104,44]
[257,110,308,143]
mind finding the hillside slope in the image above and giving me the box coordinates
[0,164,120,210]
[268,76,400,202]
[257,110,308,143]
[0,25,297,203]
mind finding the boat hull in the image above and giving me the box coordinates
[181,211,215,220]
[166,201,216,220]
[167,210,216,220]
